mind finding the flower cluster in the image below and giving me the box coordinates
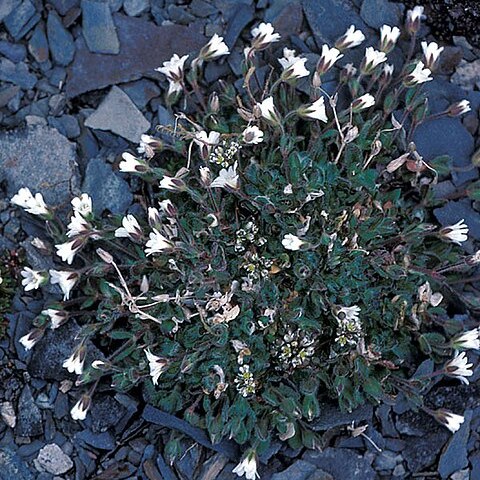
[12,7,478,476]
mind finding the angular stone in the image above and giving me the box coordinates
[271,460,321,480]
[223,3,254,49]
[360,0,402,29]
[4,0,39,41]
[48,114,81,139]
[303,448,375,479]
[303,0,369,45]
[0,85,21,108]
[75,430,115,450]
[438,410,473,479]
[28,23,50,63]
[403,432,449,473]
[0,58,37,90]
[0,40,27,63]
[82,156,133,214]
[16,385,43,437]
[85,86,150,143]
[34,444,73,475]
[0,448,34,480]
[452,59,480,91]
[49,0,80,15]
[0,127,79,209]
[81,0,120,54]
[66,13,205,97]
[123,0,150,16]
[434,199,480,240]
[311,402,373,431]
[0,0,21,22]
[120,78,160,109]
[47,10,75,66]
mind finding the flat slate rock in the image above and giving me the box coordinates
[0,126,79,210]
[82,156,133,214]
[360,0,402,29]
[434,199,480,240]
[85,86,149,143]
[81,0,120,54]
[303,448,375,479]
[66,13,205,97]
[302,0,369,45]
[16,385,43,437]
[310,402,373,431]
[271,460,332,480]
[3,0,39,41]
[0,448,34,480]
[0,58,37,89]
[47,10,75,66]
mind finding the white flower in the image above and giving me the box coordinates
[418,281,443,307]
[63,345,87,375]
[11,187,50,216]
[199,34,230,60]
[155,53,188,83]
[257,96,280,125]
[317,45,343,74]
[159,176,186,192]
[194,130,221,158]
[278,48,309,81]
[335,305,361,323]
[21,267,47,291]
[298,96,328,122]
[447,100,471,117]
[119,152,148,173]
[361,47,387,74]
[451,328,480,351]
[380,25,401,52]
[67,211,91,238]
[167,80,182,96]
[406,6,425,34]
[137,134,161,158]
[55,238,84,265]
[70,394,91,421]
[210,162,240,190]
[278,47,299,69]
[19,329,44,350]
[42,309,68,329]
[71,194,92,218]
[250,22,280,51]
[444,352,474,385]
[115,214,143,241]
[381,64,394,80]
[351,93,375,112]
[404,61,432,86]
[335,25,365,50]
[145,348,169,385]
[159,199,177,217]
[439,219,469,244]
[148,207,161,228]
[199,166,212,186]
[282,234,305,251]
[232,451,259,480]
[145,229,174,256]
[242,126,264,144]
[433,409,464,433]
[49,270,79,300]
[422,41,444,69]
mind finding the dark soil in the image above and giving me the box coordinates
[396,0,480,47]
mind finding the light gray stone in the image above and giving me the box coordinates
[85,86,150,143]
[35,444,73,475]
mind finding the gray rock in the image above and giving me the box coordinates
[438,409,473,479]
[47,10,75,66]
[0,448,34,480]
[48,114,81,139]
[120,79,160,109]
[224,3,254,49]
[271,460,322,480]
[0,85,21,108]
[434,199,480,240]
[310,402,373,431]
[190,0,217,17]
[0,41,27,63]
[373,451,399,471]
[403,432,449,472]
[81,0,120,54]
[75,430,115,450]
[123,0,150,16]
[34,444,73,475]
[303,0,369,45]
[0,58,37,90]
[471,453,480,480]
[85,86,150,143]
[360,0,402,29]
[167,4,195,24]
[0,126,79,210]
[0,0,21,22]
[16,385,43,437]
[452,59,480,91]
[412,117,476,186]
[66,13,205,97]
[28,23,50,63]
[89,395,128,433]
[3,0,39,41]
[49,0,80,15]
[29,321,103,380]
[303,448,375,479]
[82,156,133,214]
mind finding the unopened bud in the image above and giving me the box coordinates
[96,248,113,264]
